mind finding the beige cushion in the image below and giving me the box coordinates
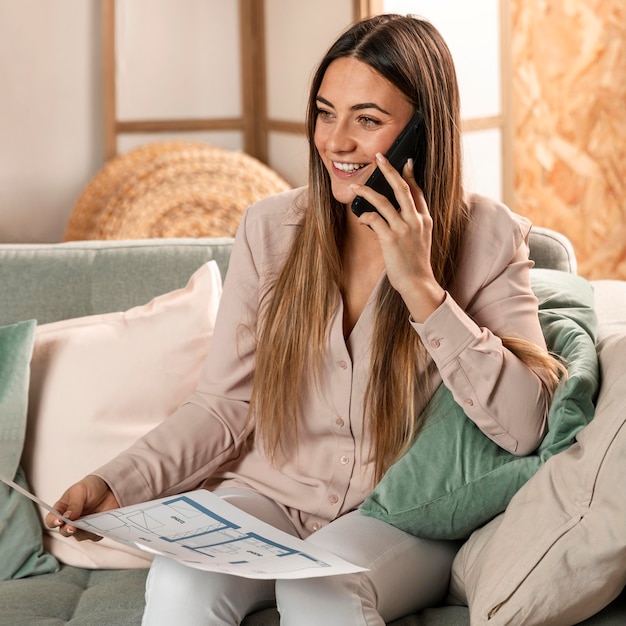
[22,261,222,569]
[449,332,626,625]
[592,279,626,340]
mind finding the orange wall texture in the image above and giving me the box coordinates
[511,0,626,279]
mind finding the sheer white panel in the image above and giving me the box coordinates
[116,0,241,120]
[383,0,500,119]
[265,0,352,122]
[383,1,503,200]
[268,132,309,187]
[265,0,353,185]
[463,129,502,200]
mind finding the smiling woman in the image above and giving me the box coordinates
[47,14,564,626]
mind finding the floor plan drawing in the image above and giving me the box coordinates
[2,477,365,580]
[79,493,336,577]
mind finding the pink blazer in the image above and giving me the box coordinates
[96,188,549,537]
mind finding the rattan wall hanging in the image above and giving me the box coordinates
[64,141,291,241]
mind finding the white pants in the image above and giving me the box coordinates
[142,489,459,626]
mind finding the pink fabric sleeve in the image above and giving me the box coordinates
[94,208,262,506]
[411,207,550,455]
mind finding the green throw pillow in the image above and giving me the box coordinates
[360,270,599,539]
[0,319,59,580]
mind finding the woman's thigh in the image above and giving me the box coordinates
[142,488,298,626]
[276,510,460,626]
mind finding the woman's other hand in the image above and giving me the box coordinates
[45,475,120,542]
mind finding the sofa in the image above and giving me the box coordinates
[0,228,624,626]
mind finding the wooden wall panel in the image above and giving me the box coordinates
[511,0,626,279]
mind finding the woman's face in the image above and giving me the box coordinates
[314,56,415,206]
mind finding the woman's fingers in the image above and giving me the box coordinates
[374,152,415,217]
[51,509,103,542]
[351,152,421,227]
[401,158,429,217]
[45,475,118,542]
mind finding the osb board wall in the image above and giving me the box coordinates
[511,0,626,280]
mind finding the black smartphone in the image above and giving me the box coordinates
[351,109,426,217]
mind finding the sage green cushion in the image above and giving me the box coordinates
[0,319,59,580]
[360,270,599,539]
[0,238,233,326]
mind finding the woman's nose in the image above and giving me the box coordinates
[327,121,356,153]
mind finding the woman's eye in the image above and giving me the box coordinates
[358,116,380,128]
[316,108,333,121]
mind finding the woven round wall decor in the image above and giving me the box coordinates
[64,141,292,241]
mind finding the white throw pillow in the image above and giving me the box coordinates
[22,261,222,569]
[449,333,626,625]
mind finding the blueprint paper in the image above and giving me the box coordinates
[1,477,366,579]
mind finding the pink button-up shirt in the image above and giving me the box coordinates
[96,188,549,538]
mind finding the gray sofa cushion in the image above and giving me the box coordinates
[528,226,578,274]
[0,565,472,626]
[0,565,147,626]
[0,228,571,328]
[1,565,621,626]
[0,238,233,327]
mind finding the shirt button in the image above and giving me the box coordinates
[340,455,350,465]
[312,522,322,531]
[430,339,441,349]
[339,360,348,370]
[465,398,474,406]
[335,418,345,427]
[329,495,339,504]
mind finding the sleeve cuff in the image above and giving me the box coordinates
[410,293,483,367]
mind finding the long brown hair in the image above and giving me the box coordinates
[250,15,562,482]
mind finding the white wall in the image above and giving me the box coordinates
[0,0,355,243]
[0,0,103,242]
[116,0,244,155]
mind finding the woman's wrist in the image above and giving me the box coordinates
[401,281,446,324]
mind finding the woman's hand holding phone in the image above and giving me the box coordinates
[350,153,445,323]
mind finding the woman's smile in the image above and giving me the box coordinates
[331,161,368,175]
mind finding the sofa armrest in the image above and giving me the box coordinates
[529,226,578,274]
